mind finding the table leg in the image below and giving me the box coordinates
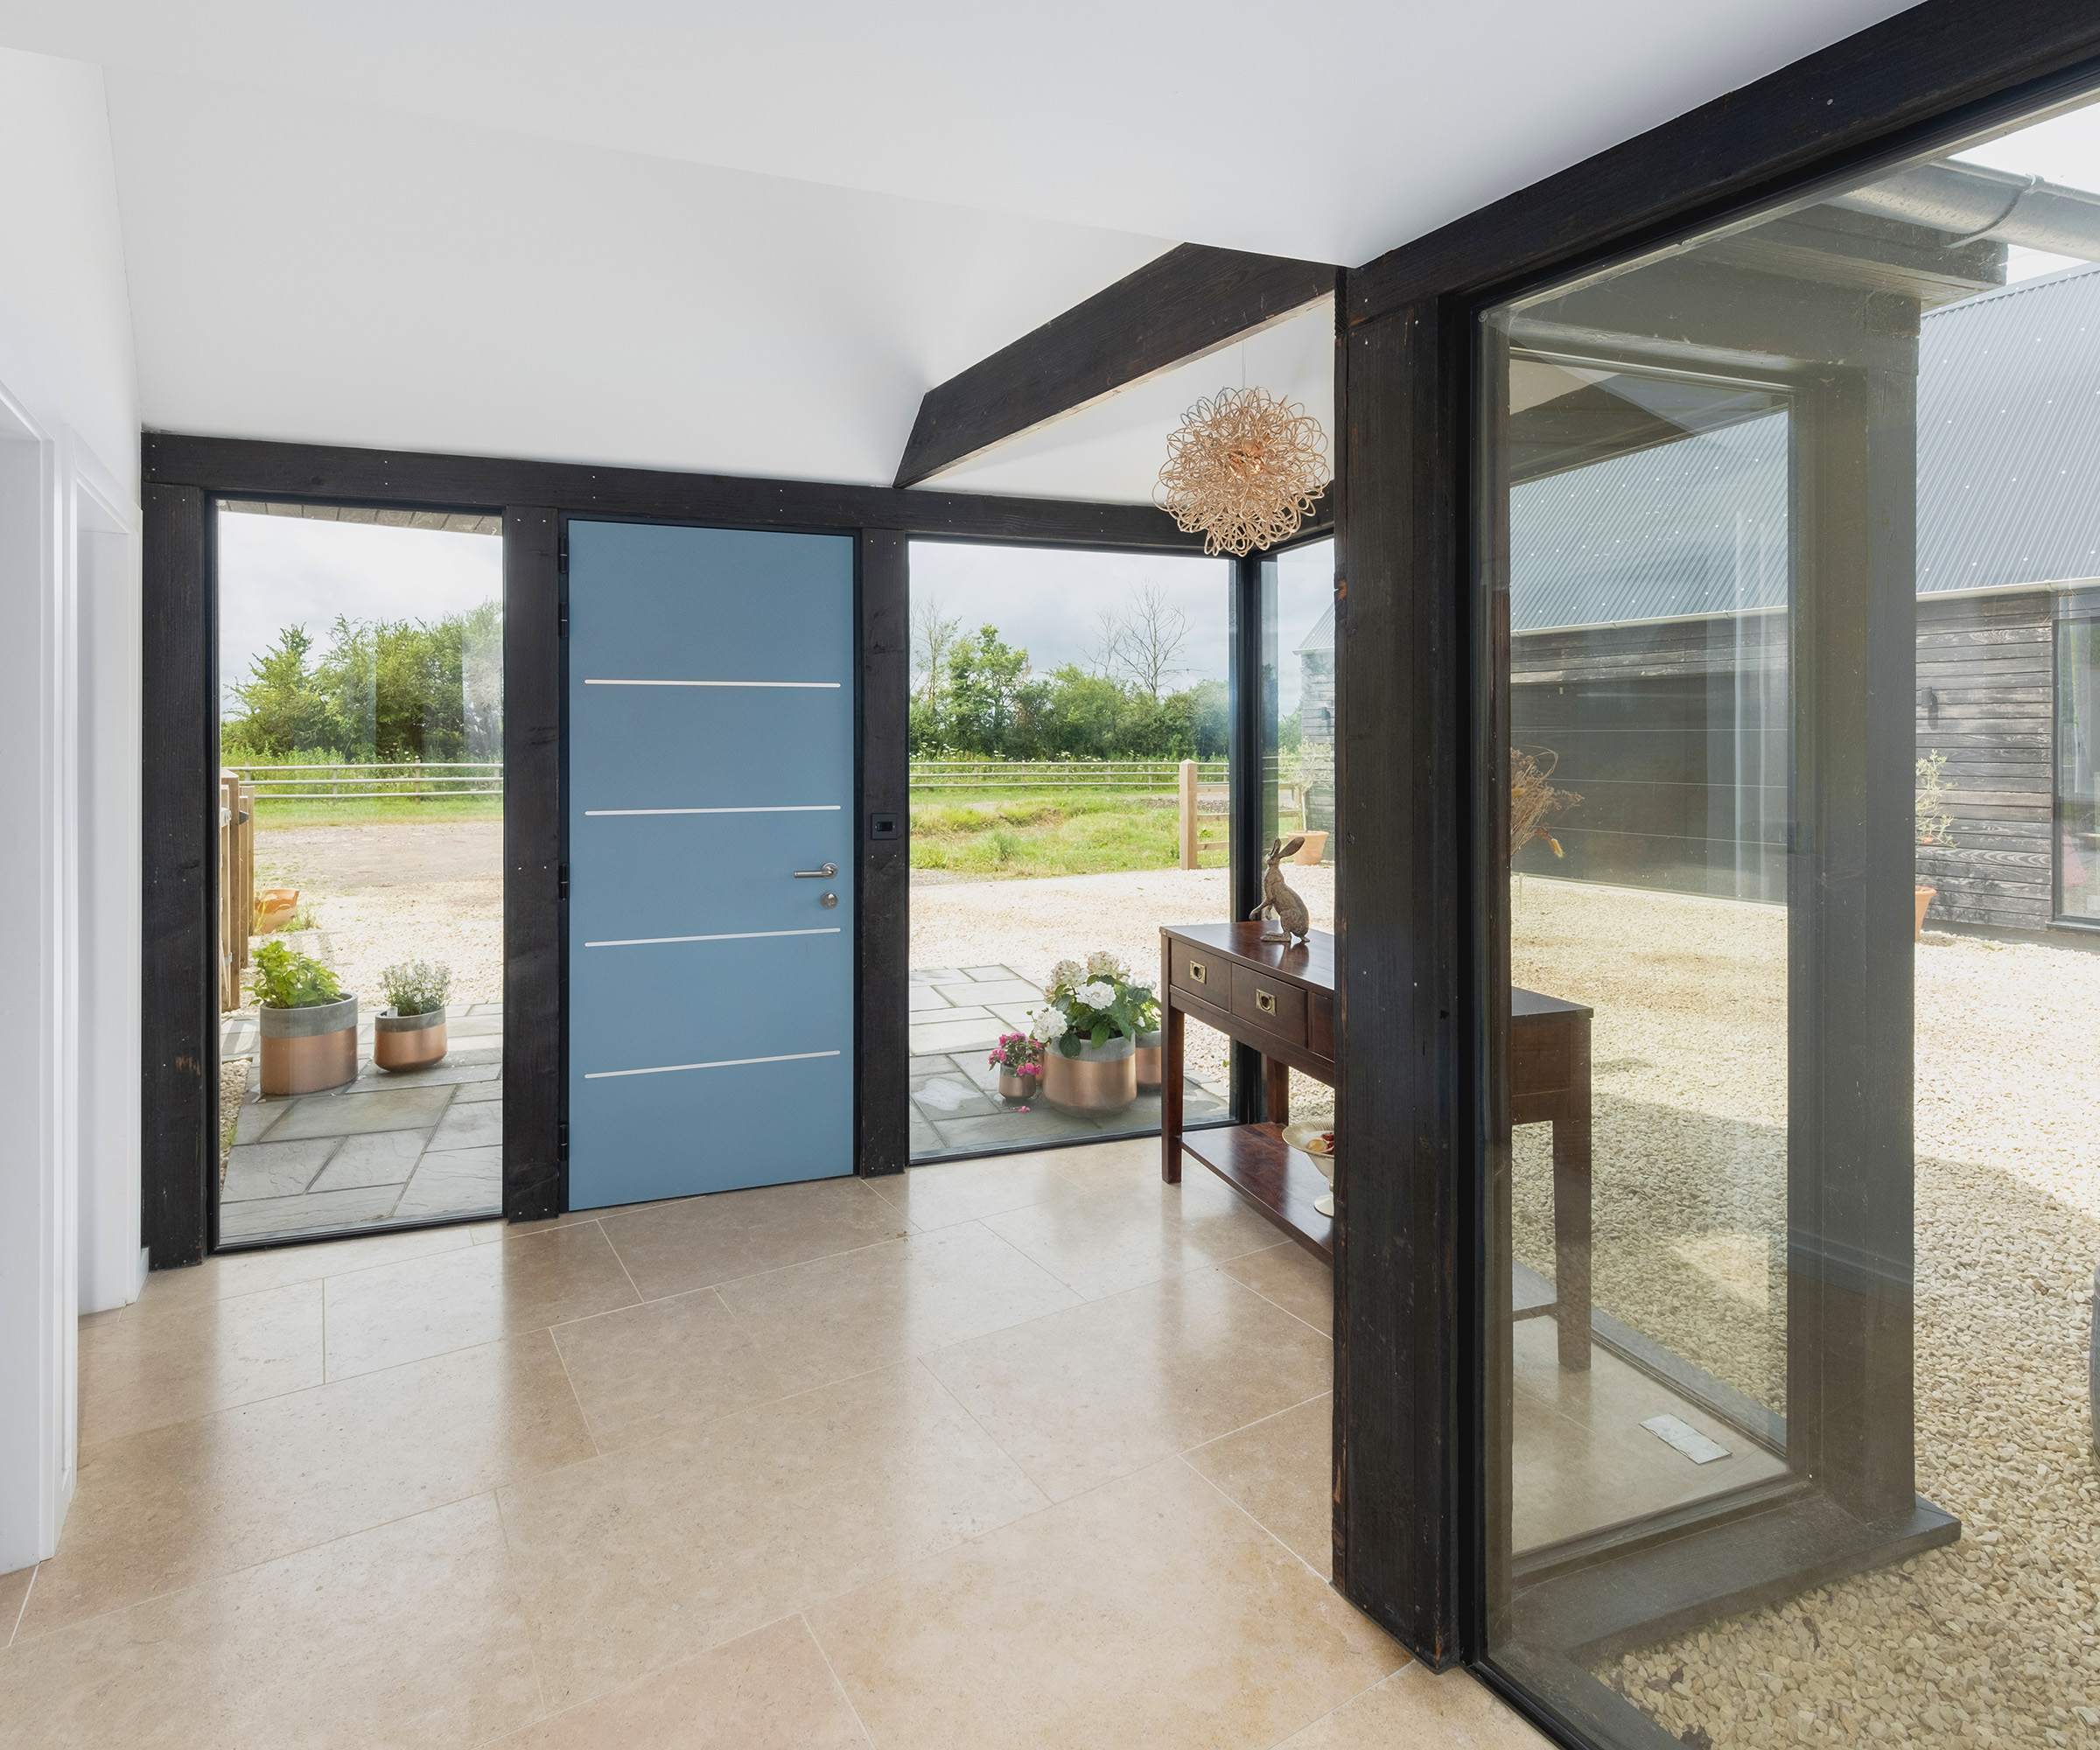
[1264,1055,1290,1127]
[1552,1015,1593,1371]
[1161,1001,1185,1184]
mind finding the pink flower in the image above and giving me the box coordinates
[1016,1105,1030,1112]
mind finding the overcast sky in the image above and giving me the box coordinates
[218,512,501,718]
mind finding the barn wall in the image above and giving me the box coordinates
[1914,589,2054,931]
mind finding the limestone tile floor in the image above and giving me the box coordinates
[220,1004,504,1242]
[910,964,1229,1158]
[0,1138,1548,1750]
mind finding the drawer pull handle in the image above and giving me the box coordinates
[1256,989,1277,1016]
[1188,960,1206,984]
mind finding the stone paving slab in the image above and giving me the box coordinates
[391,1144,500,1222]
[219,1182,405,1241]
[934,980,1040,1008]
[428,1099,503,1151]
[309,1129,431,1192]
[910,967,969,985]
[262,1084,458,1141]
[907,1016,1010,1055]
[222,1138,340,1201]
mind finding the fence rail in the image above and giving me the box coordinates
[228,761,502,802]
[909,760,1226,790]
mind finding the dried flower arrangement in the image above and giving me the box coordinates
[1510,748,1582,860]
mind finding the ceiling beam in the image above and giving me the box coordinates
[892,243,1339,489]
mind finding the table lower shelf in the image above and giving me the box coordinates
[1180,1122,1334,1261]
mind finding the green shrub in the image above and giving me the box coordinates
[250,940,343,1009]
[381,961,452,1016]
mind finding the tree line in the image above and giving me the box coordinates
[911,585,1228,761]
[221,604,502,764]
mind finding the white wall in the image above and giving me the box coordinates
[0,46,141,1577]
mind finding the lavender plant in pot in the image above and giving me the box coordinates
[1032,952,1155,1116]
[253,940,357,1096]
[374,961,451,1072]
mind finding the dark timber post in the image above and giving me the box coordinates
[140,481,214,1270]
[1229,550,1270,1122]
[502,508,563,1222]
[857,529,909,1177]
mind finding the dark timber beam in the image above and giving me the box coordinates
[892,243,1339,488]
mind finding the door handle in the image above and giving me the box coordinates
[794,864,837,878]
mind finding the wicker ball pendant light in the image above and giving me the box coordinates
[1154,385,1331,556]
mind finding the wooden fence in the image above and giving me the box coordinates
[226,760,503,802]
[218,771,255,1012]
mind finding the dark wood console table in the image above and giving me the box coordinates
[1159,922,1595,1368]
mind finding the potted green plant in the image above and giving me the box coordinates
[374,961,452,1071]
[1032,952,1154,1115]
[987,1032,1043,1102]
[252,940,357,1096]
[1916,751,1956,938]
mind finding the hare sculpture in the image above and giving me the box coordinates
[1251,836,1312,944]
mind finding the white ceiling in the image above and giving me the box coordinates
[0,1,1919,499]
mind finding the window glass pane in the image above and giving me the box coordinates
[1479,92,2100,1748]
[216,505,503,1242]
[904,542,1232,1158]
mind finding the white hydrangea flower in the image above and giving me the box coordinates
[1032,1007,1068,1043]
[1084,949,1128,979]
[1046,959,1083,998]
[1076,979,1116,1010]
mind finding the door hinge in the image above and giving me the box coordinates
[557,1121,568,1158]
[558,863,569,900]
[557,601,568,636]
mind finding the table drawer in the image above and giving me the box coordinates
[1170,944,1223,1000]
[1231,965,1307,1046]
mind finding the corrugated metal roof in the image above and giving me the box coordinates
[1510,411,1788,634]
[1917,262,2100,593]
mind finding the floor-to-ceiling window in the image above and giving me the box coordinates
[905,541,1234,1158]
[1479,92,2100,1748]
[215,502,504,1242]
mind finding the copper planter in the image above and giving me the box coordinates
[1040,1040,1138,1114]
[1134,1031,1162,1092]
[257,995,359,1096]
[997,1068,1040,1102]
[374,1006,448,1072]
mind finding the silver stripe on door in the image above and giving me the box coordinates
[584,1048,844,1082]
[583,678,842,689]
[584,927,844,948]
[583,804,844,816]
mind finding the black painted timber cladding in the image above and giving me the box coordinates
[503,508,564,1221]
[857,530,910,1176]
[893,244,1340,488]
[140,482,214,1269]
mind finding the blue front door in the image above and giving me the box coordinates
[566,520,855,1209]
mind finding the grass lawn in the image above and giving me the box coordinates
[249,796,506,829]
[908,788,1227,878]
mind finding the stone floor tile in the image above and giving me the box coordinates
[934,979,1040,1007]
[0,1564,33,1647]
[1185,1394,1335,1578]
[323,1221,639,1378]
[805,1456,1399,1750]
[136,1222,480,1313]
[908,1075,998,1120]
[393,1148,504,1222]
[1221,1241,1334,1335]
[78,1278,325,1451]
[716,1224,1082,1396]
[907,984,952,1012]
[906,1016,1005,1054]
[482,1615,867,1749]
[306,1128,430,1192]
[961,964,1015,980]
[346,1058,502,1093]
[21,1332,592,1638]
[909,966,968,985]
[453,1077,503,1102]
[231,1097,286,1144]
[446,1012,506,1038]
[0,1495,542,1750]
[550,1287,786,1452]
[1274,1662,1549,1749]
[261,1083,458,1142]
[220,1136,341,1200]
[598,1176,906,1301]
[218,1181,407,1241]
[923,1269,1331,1501]
[428,1097,504,1151]
[978,1166,1285,1300]
[498,1361,1046,1710]
[864,1152,1087,1230]
[927,1109,1100,1152]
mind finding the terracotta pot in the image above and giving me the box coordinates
[1134,1029,1162,1091]
[1292,830,1328,865]
[1914,885,1936,941]
[258,995,358,1096]
[997,1068,1040,1101]
[1040,1036,1138,1114]
[374,1005,447,1072]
